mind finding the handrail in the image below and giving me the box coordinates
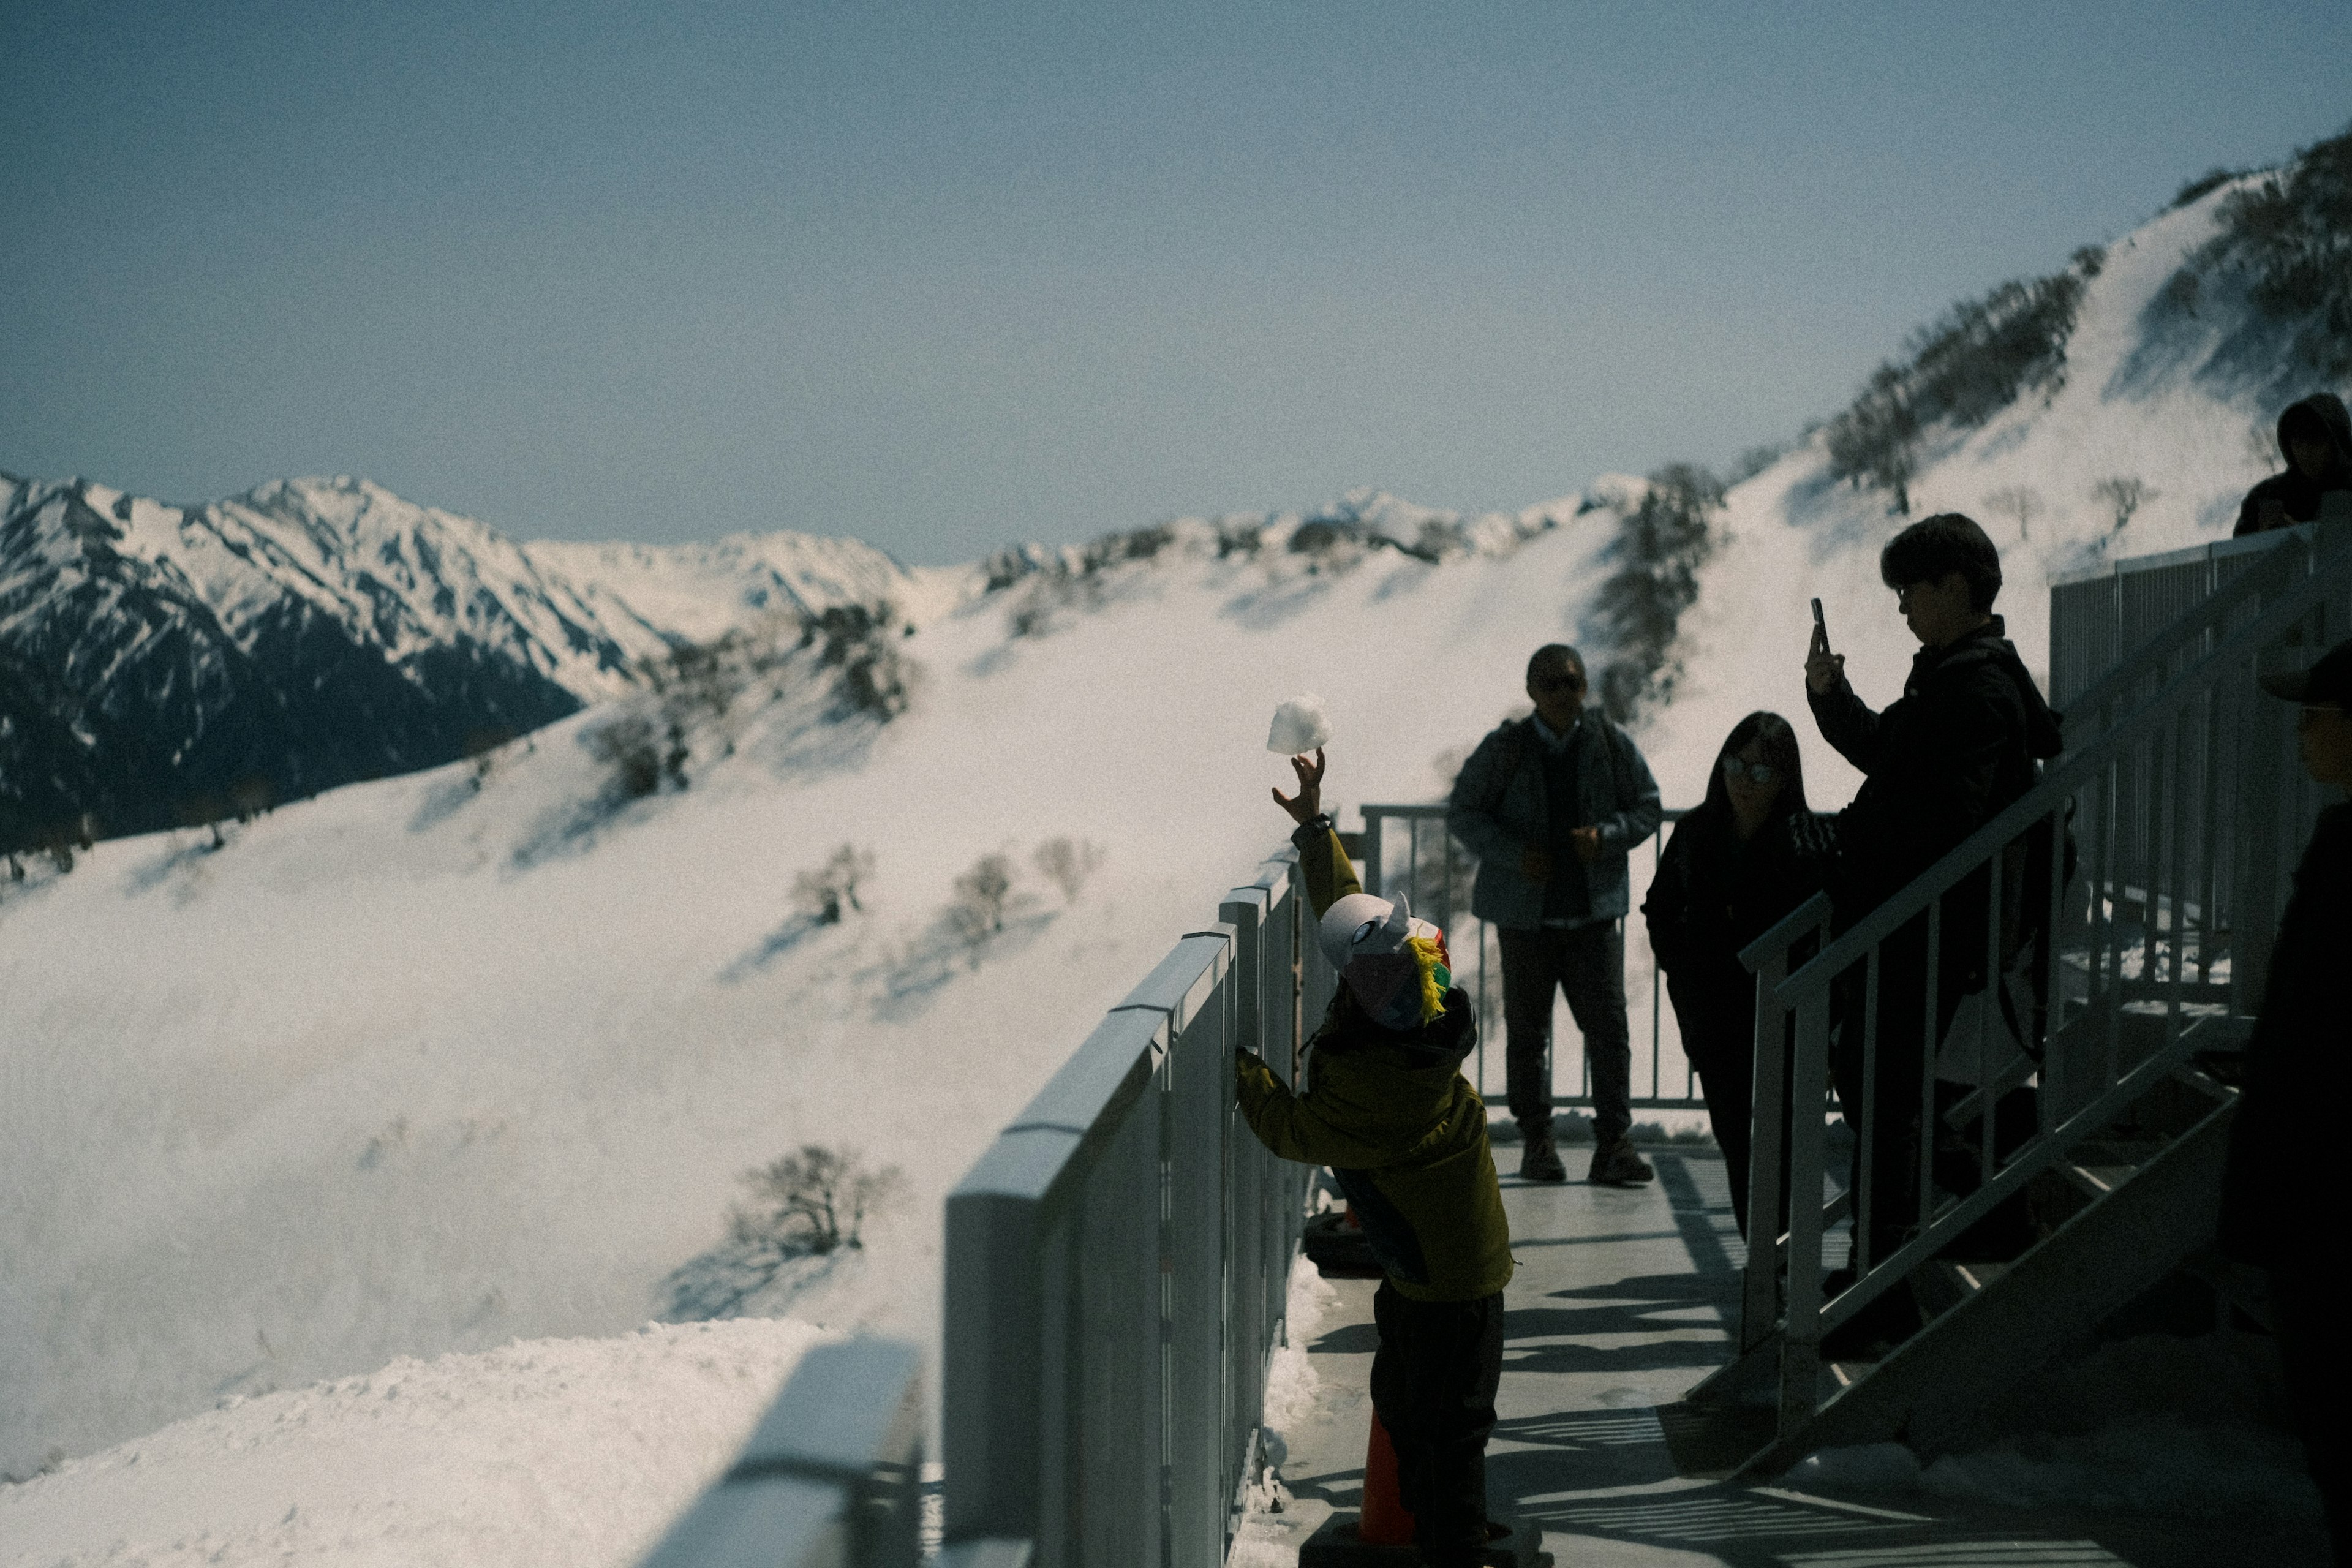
[1780,546,2352,1009]
[637,1338,925,1568]
[2054,519,2321,741]
[1738,891,1831,974]
[941,845,1321,1566]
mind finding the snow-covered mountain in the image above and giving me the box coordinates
[2,138,2345,1562]
[0,473,947,850]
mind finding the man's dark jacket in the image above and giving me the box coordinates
[1807,616,2064,931]
[2218,803,2352,1266]
[2235,393,2352,537]
[1444,712,1662,930]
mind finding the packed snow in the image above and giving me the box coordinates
[1,174,2334,1561]
[0,1319,829,1568]
[1264,695,1333,756]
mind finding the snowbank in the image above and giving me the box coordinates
[1227,1257,1342,1568]
[0,1318,830,1568]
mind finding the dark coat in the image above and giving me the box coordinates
[2217,803,2352,1267]
[2234,393,2352,537]
[1807,617,2064,937]
[1445,713,1662,929]
[1642,805,1837,1054]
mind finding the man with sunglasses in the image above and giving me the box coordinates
[1447,644,1662,1184]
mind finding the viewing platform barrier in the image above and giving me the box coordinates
[1357,803,1697,1111]
[938,846,1327,1566]
[2049,510,2350,1005]
[636,1338,925,1568]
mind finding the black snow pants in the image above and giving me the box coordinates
[1369,1281,1505,1566]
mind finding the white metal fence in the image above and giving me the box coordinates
[938,846,1326,1566]
[2048,513,2352,1005]
[1357,803,1699,1110]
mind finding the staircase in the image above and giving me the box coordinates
[1686,514,2351,1474]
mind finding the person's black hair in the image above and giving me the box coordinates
[1697,710,1809,824]
[1880,512,2002,612]
[2280,401,2331,448]
[1526,644,1586,684]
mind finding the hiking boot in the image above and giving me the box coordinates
[1588,1136,1655,1186]
[1518,1128,1567,1183]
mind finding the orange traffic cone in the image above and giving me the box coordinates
[1359,1412,1415,1547]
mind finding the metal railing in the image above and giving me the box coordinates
[2049,511,2351,1003]
[1706,517,2352,1446]
[940,847,1325,1566]
[637,1338,925,1568]
[1357,803,1697,1110]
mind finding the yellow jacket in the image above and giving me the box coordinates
[1233,823,1513,1302]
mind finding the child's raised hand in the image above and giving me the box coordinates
[1271,747,1327,824]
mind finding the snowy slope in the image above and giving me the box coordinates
[0,494,1614,1486]
[1,171,2340,1554]
[0,1319,829,1568]
[1641,176,2324,805]
[524,533,966,648]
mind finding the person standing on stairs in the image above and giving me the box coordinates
[1446,644,1664,1186]
[2218,636,2352,1565]
[1803,514,2063,1305]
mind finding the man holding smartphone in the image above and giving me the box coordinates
[1803,514,2062,1340]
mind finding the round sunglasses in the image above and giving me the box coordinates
[1721,757,1779,785]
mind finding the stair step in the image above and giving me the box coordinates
[2065,1163,2138,1200]
[2072,1137,2164,1166]
[1941,1260,2008,1294]
[1910,1257,2011,1320]
[2172,1065,2237,1103]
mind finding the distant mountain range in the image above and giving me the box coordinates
[0,473,940,852]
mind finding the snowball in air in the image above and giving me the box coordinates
[1267,695,1332,755]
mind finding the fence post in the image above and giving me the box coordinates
[639,1340,925,1568]
[1778,987,1831,1438]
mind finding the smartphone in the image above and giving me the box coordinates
[1811,597,1827,641]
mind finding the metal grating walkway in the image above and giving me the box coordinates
[1248,1144,2326,1567]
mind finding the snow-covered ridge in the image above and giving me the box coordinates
[1,472,944,704]
[0,471,964,846]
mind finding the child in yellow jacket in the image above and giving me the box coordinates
[1235,748,1513,1567]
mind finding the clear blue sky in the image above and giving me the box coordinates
[4,2,2347,565]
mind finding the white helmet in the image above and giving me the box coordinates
[1317,891,1440,971]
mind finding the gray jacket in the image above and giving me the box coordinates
[1445,714,1662,930]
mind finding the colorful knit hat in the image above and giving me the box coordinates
[1318,892,1453,1031]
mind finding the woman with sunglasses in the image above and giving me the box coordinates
[1641,712,1834,1236]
